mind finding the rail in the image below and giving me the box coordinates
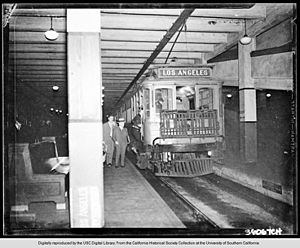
[160,109,219,138]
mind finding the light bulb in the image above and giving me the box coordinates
[44,28,59,41]
[52,85,59,91]
[239,35,252,45]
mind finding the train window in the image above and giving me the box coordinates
[144,88,150,118]
[155,88,173,113]
[198,88,213,110]
[176,86,195,110]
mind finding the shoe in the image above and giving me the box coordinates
[121,165,125,167]
[115,165,119,168]
[107,163,112,167]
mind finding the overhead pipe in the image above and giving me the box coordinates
[117,8,195,104]
[164,21,186,64]
[16,3,255,9]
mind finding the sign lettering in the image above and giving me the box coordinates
[158,68,211,78]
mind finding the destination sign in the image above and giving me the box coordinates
[158,67,211,78]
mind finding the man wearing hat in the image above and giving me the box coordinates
[103,114,116,167]
[112,117,130,168]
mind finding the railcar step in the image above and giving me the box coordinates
[155,158,213,177]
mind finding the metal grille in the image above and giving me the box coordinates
[160,109,219,138]
[155,158,213,177]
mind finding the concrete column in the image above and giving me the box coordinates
[67,9,104,228]
[238,40,257,164]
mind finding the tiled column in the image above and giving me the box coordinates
[67,9,104,227]
[238,40,257,164]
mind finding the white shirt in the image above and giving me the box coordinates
[108,122,114,137]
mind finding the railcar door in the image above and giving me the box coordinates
[154,87,174,115]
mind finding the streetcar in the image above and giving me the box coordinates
[117,63,224,177]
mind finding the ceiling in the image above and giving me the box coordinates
[4,3,294,117]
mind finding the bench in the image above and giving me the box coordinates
[8,143,67,211]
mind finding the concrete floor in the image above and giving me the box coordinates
[104,157,185,228]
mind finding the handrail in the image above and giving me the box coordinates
[160,109,219,138]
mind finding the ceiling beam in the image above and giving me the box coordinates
[10,65,66,70]
[100,41,215,52]
[102,57,197,64]
[103,80,131,83]
[102,6,262,19]
[102,73,136,76]
[207,41,294,63]
[102,68,141,74]
[206,4,294,62]
[17,78,66,82]
[118,8,195,103]
[15,3,254,8]
[101,50,207,58]
[17,81,66,86]
[9,43,66,53]
[12,71,65,76]
[17,75,66,79]
[101,29,227,43]
[192,4,266,19]
[8,52,66,59]
[101,13,242,33]
[12,8,66,16]
[9,59,66,65]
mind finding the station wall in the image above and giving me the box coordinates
[213,18,294,205]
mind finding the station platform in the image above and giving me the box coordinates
[7,154,294,235]
[103,157,185,228]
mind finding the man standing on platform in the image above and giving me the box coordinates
[103,114,116,167]
[112,118,130,168]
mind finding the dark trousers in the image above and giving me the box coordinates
[115,144,127,167]
[105,139,115,165]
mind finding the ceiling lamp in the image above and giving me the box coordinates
[44,17,59,41]
[52,85,59,91]
[239,19,252,45]
[266,93,272,98]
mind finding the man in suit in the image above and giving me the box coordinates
[103,114,116,167]
[112,118,130,168]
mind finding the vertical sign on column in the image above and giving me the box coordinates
[67,9,104,228]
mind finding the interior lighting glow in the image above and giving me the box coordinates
[239,35,252,45]
[44,17,59,41]
[52,85,59,91]
[239,19,252,45]
[266,93,272,98]
[44,28,59,41]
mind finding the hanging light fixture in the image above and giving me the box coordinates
[44,16,59,41]
[239,19,252,45]
[52,85,59,91]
